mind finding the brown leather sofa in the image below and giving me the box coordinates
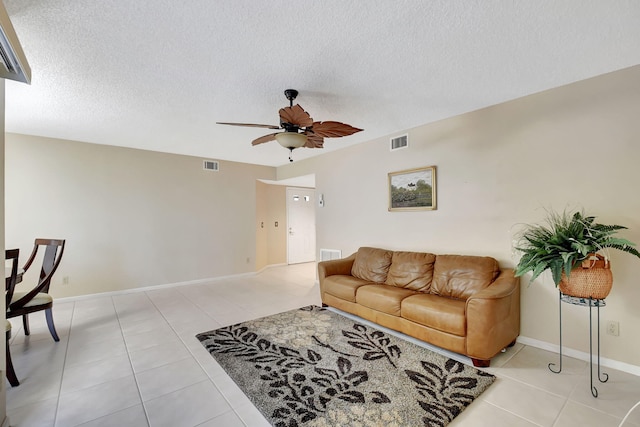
[318,247,520,367]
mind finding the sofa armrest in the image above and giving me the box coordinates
[318,253,356,296]
[465,269,521,360]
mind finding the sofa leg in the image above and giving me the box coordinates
[471,358,490,368]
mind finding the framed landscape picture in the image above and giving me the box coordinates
[388,166,437,211]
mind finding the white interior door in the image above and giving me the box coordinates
[286,187,316,264]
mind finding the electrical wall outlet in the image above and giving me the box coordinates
[606,321,619,336]
[62,276,70,285]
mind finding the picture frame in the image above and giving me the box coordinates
[388,166,437,211]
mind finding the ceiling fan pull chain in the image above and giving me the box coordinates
[289,148,294,162]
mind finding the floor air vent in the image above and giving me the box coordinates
[203,160,219,171]
[320,249,342,261]
[390,134,408,151]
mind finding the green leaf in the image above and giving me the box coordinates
[529,260,549,282]
[549,259,563,286]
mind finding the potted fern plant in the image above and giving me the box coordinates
[514,209,640,299]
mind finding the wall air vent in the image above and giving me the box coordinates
[203,160,219,171]
[320,249,342,262]
[390,134,409,151]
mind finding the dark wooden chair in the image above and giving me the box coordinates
[6,239,66,342]
[5,248,20,386]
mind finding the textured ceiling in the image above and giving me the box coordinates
[4,1,640,167]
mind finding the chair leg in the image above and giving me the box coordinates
[6,332,19,387]
[22,315,30,336]
[45,308,60,342]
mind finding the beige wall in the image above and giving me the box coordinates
[278,65,640,367]
[5,134,276,297]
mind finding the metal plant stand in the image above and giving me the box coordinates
[548,292,608,397]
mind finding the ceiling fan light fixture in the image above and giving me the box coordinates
[275,132,307,149]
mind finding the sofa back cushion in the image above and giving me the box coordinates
[431,255,499,300]
[385,251,436,292]
[351,247,393,283]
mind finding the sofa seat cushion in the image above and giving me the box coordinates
[351,247,393,283]
[323,275,371,302]
[431,255,500,300]
[356,285,417,316]
[401,294,466,336]
[386,251,436,292]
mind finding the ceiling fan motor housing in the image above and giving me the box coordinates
[281,123,300,133]
[284,89,298,104]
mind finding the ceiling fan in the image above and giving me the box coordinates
[217,89,363,162]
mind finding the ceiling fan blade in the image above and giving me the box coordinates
[279,104,313,127]
[303,133,325,148]
[251,133,278,146]
[217,122,281,130]
[307,121,363,138]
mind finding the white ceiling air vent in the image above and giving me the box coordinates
[203,160,219,171]
[390,134,408,151]
[0,4,31,84]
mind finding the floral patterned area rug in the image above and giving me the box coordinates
[196,305,495,427]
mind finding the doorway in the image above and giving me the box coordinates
[286,187,316,264]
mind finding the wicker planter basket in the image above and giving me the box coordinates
[559,254,613,299]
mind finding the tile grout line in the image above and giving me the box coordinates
[550,396,572,427]
[489,350,587,401]
[149,289,244,424]
[490,370,574,400]
[169,284,267,425]
[559,398,629,424]
[481,400,546,427]
[142,289,243,426]
[53,300,76,427]
[175,283,246,326]
[111,295,152,427]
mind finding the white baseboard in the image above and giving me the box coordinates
[517,336,640,377]
[256,263,287,274]
[56,271,257,303]
[56,262,299,303]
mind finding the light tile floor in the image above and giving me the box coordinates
[6,263,640,427]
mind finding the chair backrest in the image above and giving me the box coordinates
[22,238,66,294]
[5,248,20,308]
